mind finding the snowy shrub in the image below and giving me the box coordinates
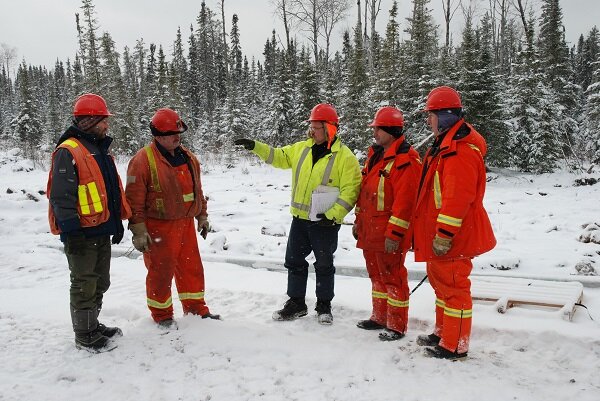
[578,223,600,244]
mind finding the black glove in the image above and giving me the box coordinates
[316,213,336,227]
[65,233,86,256]
[234,138,255,150]
[112,222,124,244]
[112,231,124,245]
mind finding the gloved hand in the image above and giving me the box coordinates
[129,222,152,252]
[111,231,124,245]
[432,234,452,256]
[384,237,400,254]
[65,232,86,256]
[112,223,124,244]
[197,216,210,240]
[352,224,359,240]
[234,138,255,150]
[316,213,336,227]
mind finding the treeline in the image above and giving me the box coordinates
[0,0,599,173]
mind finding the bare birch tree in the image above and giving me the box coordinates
[442,0,462,50]
[0,43,18,80]
[320,0,350,63]
[271,0,295,50]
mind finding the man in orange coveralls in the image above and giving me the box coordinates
[125,108,219,329]
[353,106,421,341]
[413,86,496,360]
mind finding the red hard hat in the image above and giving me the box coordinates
[309,103,339,124]
[73,93,112,116]
[424,86,462,111]
[150,108,188,135]
[369,106,404,127]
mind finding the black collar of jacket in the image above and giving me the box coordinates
[56,125,113,152]
[154,139,188,167]
[311,136,336,163]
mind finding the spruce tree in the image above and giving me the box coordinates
[537,0,580,159]
[584,55,600,164]
[170,27,188,116]
[400,0,438,145]
[79,0,101,91]
[376,0,401,105]
[342,23,371,152]
[457,12,506,167]
[507,30,561,173]
[12,62,43,157]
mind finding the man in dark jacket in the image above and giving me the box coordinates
[47,93,131,352]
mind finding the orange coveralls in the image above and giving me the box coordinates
[126,142,210,322]
[412,121,496,354]
[355,137,421,334]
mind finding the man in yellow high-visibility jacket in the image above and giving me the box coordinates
[235,103,361,325]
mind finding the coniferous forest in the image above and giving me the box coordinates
[0,0,599,173]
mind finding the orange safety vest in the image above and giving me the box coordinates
[47,138,132,234]
[126,142,206,223]
[355,137,421,251]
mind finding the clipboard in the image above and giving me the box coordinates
[308,185,340,221]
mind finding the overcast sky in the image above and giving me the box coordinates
[0,0,598,72]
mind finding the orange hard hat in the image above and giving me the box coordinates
[150,108,188,136]
[308,103,339,124]
[369,106,404,127]
[73,93,112,116]
[424,86,462,111]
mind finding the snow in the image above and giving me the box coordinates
[1,149,600,401]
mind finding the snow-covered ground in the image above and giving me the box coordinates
[1,148,599,401]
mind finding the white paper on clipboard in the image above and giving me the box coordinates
[308,185,340,221]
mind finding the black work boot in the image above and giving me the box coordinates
[157,318,178,330]
[272,297,308,321]
[315,299,333,325]
[97,323,123,338]
[75,329,112,352]
[425,345,468,361]
[356,319,385,330]
[71,307,114,352]
[201,313,222,320]
[416,333,441,346]
[96,306,123,337]
[378,328,405,341]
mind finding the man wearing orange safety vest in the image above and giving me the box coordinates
[413,86,496,360]
[125,108,219,329]
[353,106,421,341]
[48,93,131,352]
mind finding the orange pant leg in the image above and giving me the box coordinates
[144,218,183,322]
[428,258,473,354]
[426,262,445,337]
[363,250,387,326]
[377,251,409,334]
[173,218,209,316]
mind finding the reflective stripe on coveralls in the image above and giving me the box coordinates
[144,146,166,218]
[377,160,394,211]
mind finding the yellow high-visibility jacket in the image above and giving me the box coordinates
[252,138,361,223]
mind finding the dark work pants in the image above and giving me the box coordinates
[284,217,341,301]
[65,235,112,311]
